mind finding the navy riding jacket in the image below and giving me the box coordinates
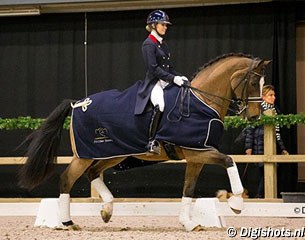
[134,34,180,115]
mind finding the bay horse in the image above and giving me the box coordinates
[18,53,269,231]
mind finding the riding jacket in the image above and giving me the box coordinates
[134,34,180,115]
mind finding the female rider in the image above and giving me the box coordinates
[135,10,188,154]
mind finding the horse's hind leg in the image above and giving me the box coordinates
[87,157,125,223]
[59,155,94,230]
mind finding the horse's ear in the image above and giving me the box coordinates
[263,60,272,66]
[255,59,271,69]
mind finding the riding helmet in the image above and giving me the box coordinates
[146,10,172,25]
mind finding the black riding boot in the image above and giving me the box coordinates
[147,105,162,154]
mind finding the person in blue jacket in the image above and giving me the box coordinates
[135,9,189,154]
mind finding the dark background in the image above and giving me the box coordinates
[0,1,303,198]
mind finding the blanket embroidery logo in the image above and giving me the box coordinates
[94,127,113,143]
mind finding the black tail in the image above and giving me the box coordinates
[18,99,75,190]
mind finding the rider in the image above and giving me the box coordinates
[135,9,189,154]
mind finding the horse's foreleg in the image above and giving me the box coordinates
[180,162,204,232]
[202,150,244,213]
[200,150,244,213]
[226,160,244,213]
[59,156,94,230]
[88,157,125,223]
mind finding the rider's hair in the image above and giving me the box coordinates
[146,24,152,32]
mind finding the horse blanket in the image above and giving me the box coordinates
[72,81,224,159]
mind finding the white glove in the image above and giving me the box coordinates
[173,76,188,86]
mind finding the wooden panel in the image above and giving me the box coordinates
[263,110,277,199]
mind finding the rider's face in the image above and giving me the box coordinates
[155,23,168,36]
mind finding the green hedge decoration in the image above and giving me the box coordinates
[0,116,71,130]
[1,114,305,131]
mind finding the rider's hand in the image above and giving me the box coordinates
[174,76,188,86]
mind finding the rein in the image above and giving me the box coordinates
[186,84,245,115]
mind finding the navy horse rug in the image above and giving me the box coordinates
[71,81,224,159]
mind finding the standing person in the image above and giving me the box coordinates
[244,85,289,198]
[135,10,189,154]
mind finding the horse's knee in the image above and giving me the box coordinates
[225,155,234,168]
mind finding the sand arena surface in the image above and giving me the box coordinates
[1,216,305,240]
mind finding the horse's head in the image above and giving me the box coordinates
[230,58,271,120]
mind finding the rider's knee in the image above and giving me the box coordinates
[158,102,165,112]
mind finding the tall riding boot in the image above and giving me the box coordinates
[147,105,162,154]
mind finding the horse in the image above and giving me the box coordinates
[18,53,269,232]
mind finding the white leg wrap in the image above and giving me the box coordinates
[179,197,198,231]
[59,193,71,223]
[227,163,244,195]
[91,177,113,203]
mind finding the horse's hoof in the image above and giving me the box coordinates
[230,208,242,214]
[192,225,205,231]
[55,224,81,231]
[227,195,244,214]
[67,224,81,231]
[101,209,112,223]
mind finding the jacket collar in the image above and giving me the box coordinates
[150,30,163,44]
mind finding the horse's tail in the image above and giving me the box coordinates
[18,99,75,190]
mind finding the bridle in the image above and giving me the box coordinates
[188,59,265,115]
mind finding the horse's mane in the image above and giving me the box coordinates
[191,52,255,80]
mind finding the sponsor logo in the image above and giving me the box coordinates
[94,127,113,143]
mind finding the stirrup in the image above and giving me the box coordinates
[147,140,161,155]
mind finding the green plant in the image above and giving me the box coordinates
[0,116,71,130]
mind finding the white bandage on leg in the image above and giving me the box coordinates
[150,81,165,112]
[179,196,192,223]
[179,196,198,232]
[91,177,113,203]
[227,163,244,195]
[59,193,71,223]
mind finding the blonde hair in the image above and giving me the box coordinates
[262,84,275,96]
[146,24,152,32]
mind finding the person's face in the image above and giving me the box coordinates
[262,89,276,104]
[155,23,168,36]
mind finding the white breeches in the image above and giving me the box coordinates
[150,80,168,112]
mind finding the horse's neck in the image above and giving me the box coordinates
[191,60,239,120]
